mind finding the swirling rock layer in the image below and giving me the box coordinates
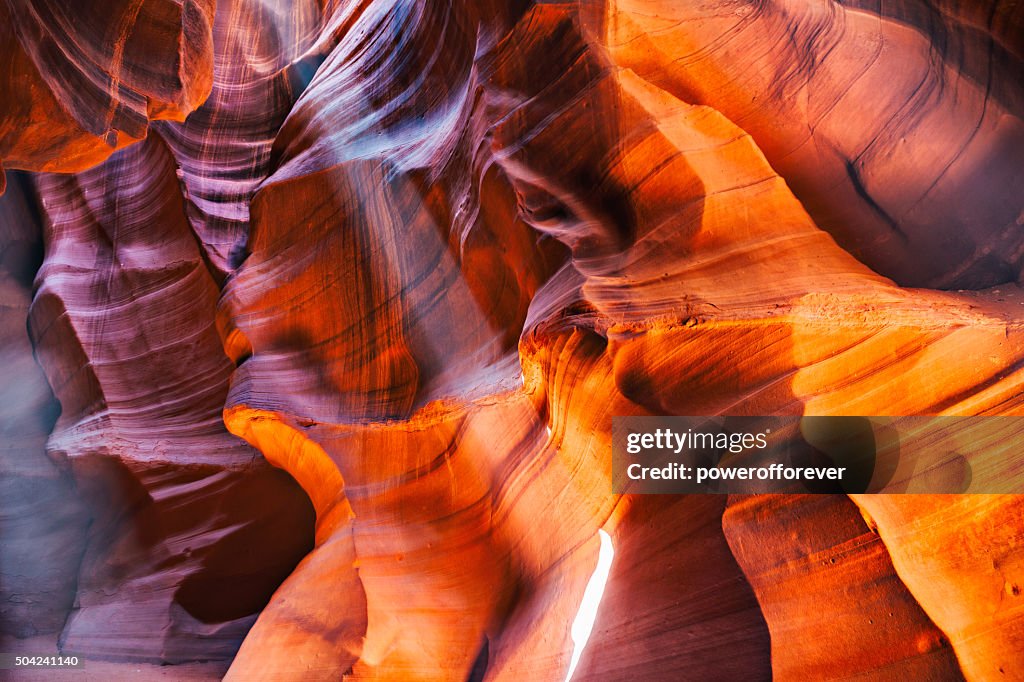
[26,133,314,662]
[0,0,215,183]
[0,172,87,640]
[0,0,1022,679]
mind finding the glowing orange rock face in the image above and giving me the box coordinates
[605,0,1024,290]
[1,0,1023,680]
[0,0,215,184]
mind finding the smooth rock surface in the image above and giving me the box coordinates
[0,0,1021,679]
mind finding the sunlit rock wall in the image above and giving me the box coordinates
[0,0,1022,679]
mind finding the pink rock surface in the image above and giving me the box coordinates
[0,172,87,638]
[26,135,314,662]
[0,0,1022,679]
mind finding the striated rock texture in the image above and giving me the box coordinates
[723,494,963,679]
[26,130,315,662]
[606,0,1024,290]
[0,172,87,640]
[0,0,1023,680]
[0,0,216,187]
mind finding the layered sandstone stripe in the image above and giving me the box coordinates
[0,0,1020,679]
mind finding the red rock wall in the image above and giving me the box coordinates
[0,172,87,640]
[1,0,1022,679]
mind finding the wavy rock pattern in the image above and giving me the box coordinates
[0,172,87,640]
[151,0,337,275]
[0,0,1022,679]
[26,134,314,662]
[605,0,1024,289]
[851,494,1024,680]
[0,0,215,187]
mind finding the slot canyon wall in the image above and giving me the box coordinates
[1,0,1023,679]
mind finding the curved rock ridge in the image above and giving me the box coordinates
[604,0,1024,290]
[5,0,352,662]
[216,0,1023,679]
[27,135,314,662]
[0,0,216,189]
[851,494,1024,681]
[723,494,963,679]
[0,172,87,640]
[0,0,1022,679]
[152,0,348,276]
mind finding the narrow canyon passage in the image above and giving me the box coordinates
[1,0,1022,680]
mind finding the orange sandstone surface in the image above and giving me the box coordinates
[1,0,1023,680]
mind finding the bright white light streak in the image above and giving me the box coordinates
[565,529,615,682]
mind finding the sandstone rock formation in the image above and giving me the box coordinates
[0,172,87,641]
[0,0,215,186]
[26,130,315,662]
[1,0,1023,680]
